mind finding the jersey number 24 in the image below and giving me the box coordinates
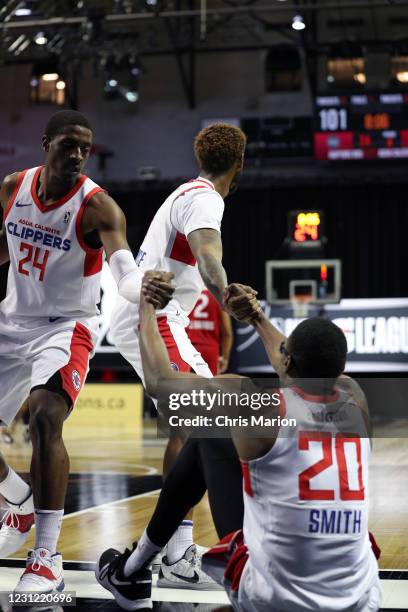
[18,242,50,282]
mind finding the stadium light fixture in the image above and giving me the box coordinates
[34,32,48,45]
[15,7,32,17]
[292,15,305,31]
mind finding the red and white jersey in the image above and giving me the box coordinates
[135,177,224,325]
[1,166,104,319]
[241,386,378,611]
[187,289,221,348]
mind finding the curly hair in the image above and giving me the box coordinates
[194,123,246,176]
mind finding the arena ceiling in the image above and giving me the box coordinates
[1,0,407,107]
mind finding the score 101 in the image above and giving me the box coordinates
[318,108,391,131]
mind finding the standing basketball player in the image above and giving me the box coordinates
[110,124,257,586]
[0,110,154,593]
[98,272,381,612]
[187,288,233,375]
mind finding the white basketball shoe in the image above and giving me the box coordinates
[15,548,64,593]
[0,492,34,556]
[157,544,223,591]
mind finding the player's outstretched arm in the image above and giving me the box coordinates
[0,173,19,266]
[85,192,143,304]
[218,310,233,373]
[139,271,204,398]
[252,311,287,373]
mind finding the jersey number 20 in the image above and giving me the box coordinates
[299,431,365,501]
[18,242,50,282]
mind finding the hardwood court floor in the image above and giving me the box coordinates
[0,420,407,569]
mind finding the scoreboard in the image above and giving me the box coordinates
[314,92,408,160]
[288,210,324,247]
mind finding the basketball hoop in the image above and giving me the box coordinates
[290,294,312,318]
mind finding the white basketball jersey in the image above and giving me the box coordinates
[1,166,104,319]
[241,386,378,611]
[135,177,224,325]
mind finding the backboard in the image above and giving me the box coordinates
[265,259,342,306]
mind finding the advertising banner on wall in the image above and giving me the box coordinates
[96,267,408,373]
[63,384,143,441]
[235,299,408,373]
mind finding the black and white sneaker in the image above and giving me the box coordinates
[157,544,223,591]
[96,546,152,611]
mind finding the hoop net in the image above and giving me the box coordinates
[290,294,312,318]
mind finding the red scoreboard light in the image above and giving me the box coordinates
[289,210,325,248]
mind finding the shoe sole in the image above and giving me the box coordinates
[14,579,65,595]
[95,569,152,611]
[156,577,224,591]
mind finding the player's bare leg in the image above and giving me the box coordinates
[13,389,68,593]
[29,389,69,510]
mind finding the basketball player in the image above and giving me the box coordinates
[187,289,233,375]
[97,271,381,612]
[0,110,160,593]
[109,123,257,585]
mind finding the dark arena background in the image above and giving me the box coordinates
[0,1,407,611]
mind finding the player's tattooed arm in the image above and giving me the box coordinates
[187,228,227,304]
[0,173,19,266]
[187,229,260,322]
[252,311,287,373]
[139,272,202,398]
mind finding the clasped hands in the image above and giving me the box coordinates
[141,271,262,323]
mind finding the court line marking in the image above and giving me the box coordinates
[62,488,161,521]
[2,490,161,524]
[1,559,405,574]
[2,477,161,529]
[68,465,159,476]
[0,568,231,604]
[1,569,408,608]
